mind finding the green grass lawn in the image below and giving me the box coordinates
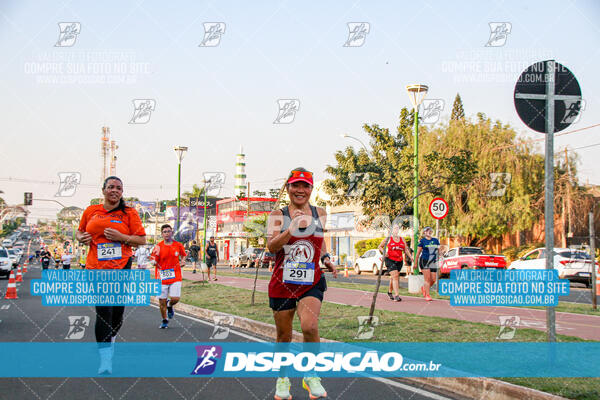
[215,270,600,316]
[180,280,599,400]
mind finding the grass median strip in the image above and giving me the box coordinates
[214,270,600,316]
[181,280,598,400]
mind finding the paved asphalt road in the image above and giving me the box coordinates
[0,245,464,400]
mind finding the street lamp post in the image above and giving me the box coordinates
[340,133,368,151]
[202,176,211,267]
[406,84,428,274]
[174,146,188,233]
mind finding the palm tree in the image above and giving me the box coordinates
[182,184,205,205]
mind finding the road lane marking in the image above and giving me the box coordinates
[162,306,455,400]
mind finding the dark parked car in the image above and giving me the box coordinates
[258,251,276,268]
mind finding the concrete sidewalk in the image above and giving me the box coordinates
[182,271,600,341]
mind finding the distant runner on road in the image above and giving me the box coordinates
[378,224,413,302]
[151,224,186,329]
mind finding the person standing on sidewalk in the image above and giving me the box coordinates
[76,176,147,374]
[205,236,219,281]
[189,240,201,274]
[267,167,338,400]
[415,227,440,302]
[378,224,413,302]
[151,224,186,329]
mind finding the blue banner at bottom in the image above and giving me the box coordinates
[1,342,598,378]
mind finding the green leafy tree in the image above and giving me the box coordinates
[243,213,268,247]
[418,114,545,245]
[450,93,465,121]
[324,108,477,224]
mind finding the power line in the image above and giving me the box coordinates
[493,123,600,151]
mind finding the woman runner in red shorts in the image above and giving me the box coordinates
[267,168,337,400]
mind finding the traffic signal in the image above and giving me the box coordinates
[160,201,167,212]
[24,192,33,206]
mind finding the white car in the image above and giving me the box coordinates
[6,249,20,267]
[354,249,387,275]
[0,247,12,278]
[228,253,241,268]
[508,247,596,287]
[2,239,13,248]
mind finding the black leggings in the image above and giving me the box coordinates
[94,258,132,345]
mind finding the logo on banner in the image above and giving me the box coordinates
[354,316,379,339]
[56,172,81,197]
[65,316,90,339]
[129,99,156,124]
[497,315,520,340]
[199,22,226,47]
[55,22,81,47]
[560,99,585,125]
[273,99,300,124]
[210,316,234,340]
[191,345,222,375]
[343,22,370,47]
[485,22,511,47]
[488,173,512,197]
[203,172,226,196]
[420,99,445,124]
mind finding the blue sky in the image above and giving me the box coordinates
[1,0,599,220]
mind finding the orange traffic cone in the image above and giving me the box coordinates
[4,270,18,299]
[344,263,349,278]
[268,261,273,272]
[15,266,23,282]
[22,263,27,274]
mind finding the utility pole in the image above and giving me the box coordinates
[246,182,250,248]
[565,148,573,242]
[590,211,597,310]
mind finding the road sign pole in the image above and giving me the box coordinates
[545,59,556,342]
[435,218,440,292]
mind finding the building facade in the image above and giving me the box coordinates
[215,196,277,259]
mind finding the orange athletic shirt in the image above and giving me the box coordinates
[78,204,146,269]
[152,240,186,284]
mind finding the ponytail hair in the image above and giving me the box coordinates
[102,176,128,213]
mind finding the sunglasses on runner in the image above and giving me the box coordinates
[287,170,313,185]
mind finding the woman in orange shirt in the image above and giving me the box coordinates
[76,176,146,374]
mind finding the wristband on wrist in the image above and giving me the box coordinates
[320,252,331,264]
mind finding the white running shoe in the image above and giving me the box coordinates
[302,377,327,399]
[274,377,292,400]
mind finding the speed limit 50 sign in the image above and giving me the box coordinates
[429,197,448,220]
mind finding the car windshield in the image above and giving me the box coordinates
[461,248,484,255]
[265,252,274,257]
[8,250,16,255]
[559,251,592,260]
[253,249,263,255]
[0,249,7,257]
